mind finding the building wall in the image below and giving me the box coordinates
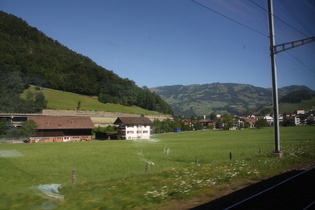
[29,135,92,143]
[125,125,151,140]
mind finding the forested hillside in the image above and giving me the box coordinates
[279,90,312,103]
[150,83,315,116]
[0,11,173,114]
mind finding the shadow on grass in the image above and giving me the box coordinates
[191,168,315,209]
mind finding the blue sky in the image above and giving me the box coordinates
[1,0,315,90]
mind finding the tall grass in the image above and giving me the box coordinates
[0,127,314,209]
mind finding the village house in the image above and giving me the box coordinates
[181,119,193,128]
[114,117,153,140]
[28,116,94,143]
[263,114,284,125]
[264,114,274,125]
[283,112,297,126]
[199,119,216,129]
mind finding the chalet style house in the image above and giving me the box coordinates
[28,116,94,143]
[114,117,153,140]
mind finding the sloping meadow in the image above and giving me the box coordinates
[0,127,314,209]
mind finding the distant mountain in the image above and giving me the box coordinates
[149,83,315,116]
[0,11,172,114]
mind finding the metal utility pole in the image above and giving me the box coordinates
[267,0,314,157]
[268,0,282,157]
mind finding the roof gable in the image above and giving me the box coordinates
[114,117,153,125]
[27,116,95,130]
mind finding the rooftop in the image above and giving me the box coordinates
[27,116,95,129]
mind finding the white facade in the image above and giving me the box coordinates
[264,115,273,125]
[114,117,153,140]
[264,114,283,125]
[297,110,305,114]
[125,124,151,140]
[295,116,300,125]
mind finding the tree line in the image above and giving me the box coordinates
[279,90,312,103]
[0,70,47,112]
[0,11,173,115]
[0,118,37,140]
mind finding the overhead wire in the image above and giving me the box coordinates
[284,51,315,74]
[190,0,268,38]
[191,0,315,75]
[248,0,310,38]
[279,0,314,37]
[248,0,315,75]
[191,0,310,39]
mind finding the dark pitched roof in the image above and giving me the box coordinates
[27,116,95,129]
[114,117,153,125]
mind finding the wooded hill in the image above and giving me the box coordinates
[150,83,315,116]
[0,11,173,115]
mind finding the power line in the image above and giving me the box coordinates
[191,0,315,75]
[248,0,315,75]
[285,50,315,75]
[279,0,313,37]
[248,0,266,12]
[190,0,268,38]
[248,0,310,38]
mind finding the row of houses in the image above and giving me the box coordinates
[2,115,153,143]
[182,109,315,130]
[2,109,314,143]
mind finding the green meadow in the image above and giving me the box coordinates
[1,127,315,209]
[21,86,161,115]
[279,96,315,113]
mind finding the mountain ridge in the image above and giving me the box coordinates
[149,83,315,116]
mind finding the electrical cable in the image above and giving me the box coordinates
[248,0,311,38]
[190,0,268,38]
[191,0,315,75]
[279,0,313,37]
[248,0,315,75]
[284,50,315,74]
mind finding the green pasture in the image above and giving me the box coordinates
[21,86,161,115]
[1,127,315,209]
[279,97,315,113]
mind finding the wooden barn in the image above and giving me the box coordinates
[28,116,94,143]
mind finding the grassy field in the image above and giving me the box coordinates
[254,97,315,115]
[279,97,315,113]
[21,86,161,115]
[1,127,315,209]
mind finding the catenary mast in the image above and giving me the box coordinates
[268,0,282,157]
[267,0,314,157]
